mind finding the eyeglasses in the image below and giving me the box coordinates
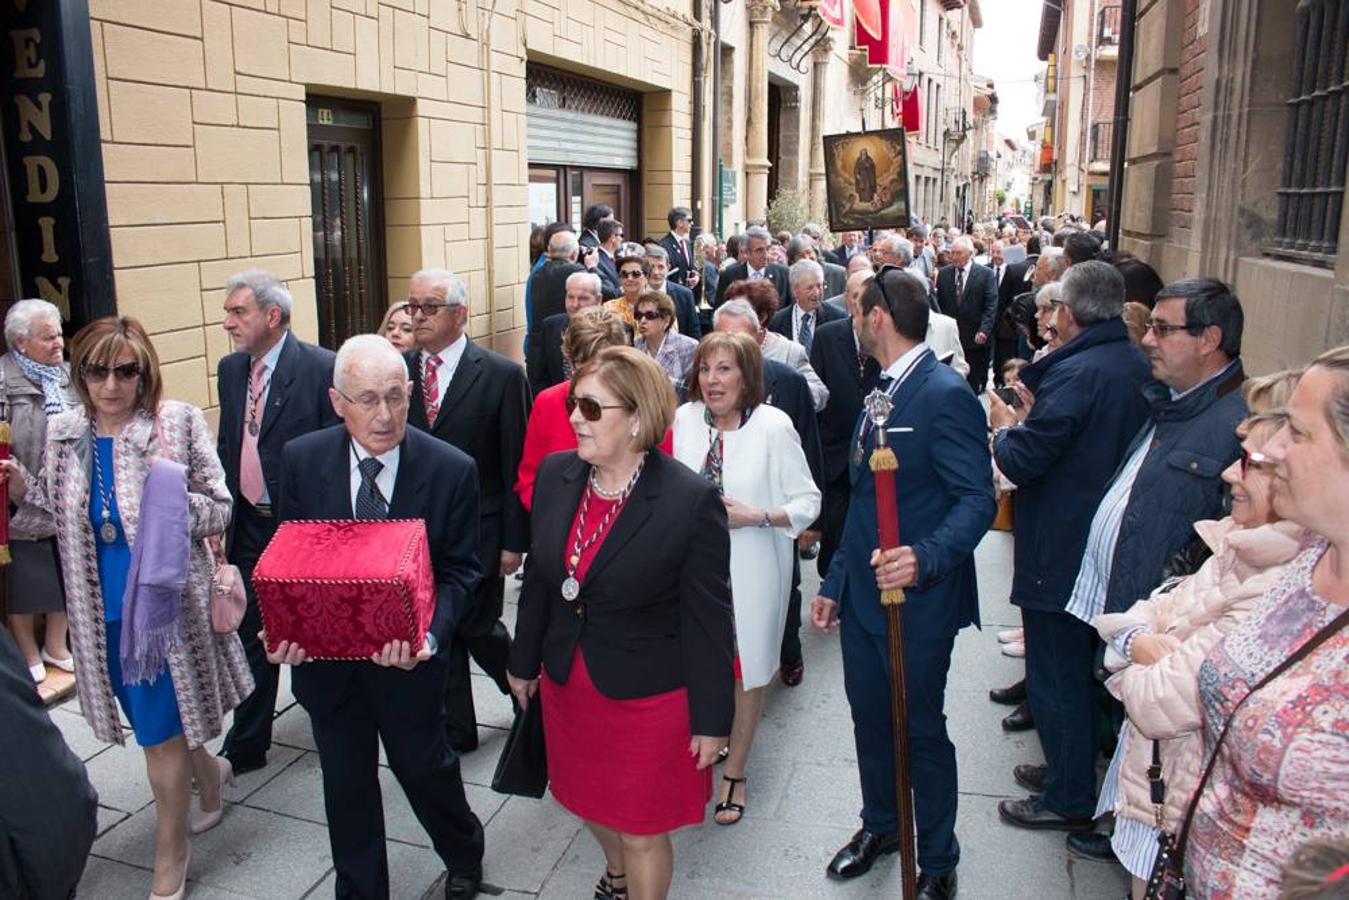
[619,270,645,280]
[1240,448,1275,478]
[334,388,409,412]
[1144,319,1199,338]
[406,301,452,317]
[82,362,142,383]
[634,310,665,321]
[566,394,628,422]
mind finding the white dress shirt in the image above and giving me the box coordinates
[419,333,467,409]
[791,303,818,345]
[348,441,400,517]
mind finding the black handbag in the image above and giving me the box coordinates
[1143,606,1349,900]
[490,697,548,798]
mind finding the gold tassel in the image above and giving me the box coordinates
[0,422,11,443]
[869,446,898,472]
[880,587,906,607]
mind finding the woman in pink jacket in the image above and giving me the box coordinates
[1093,373,1302,900]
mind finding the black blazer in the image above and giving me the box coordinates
[808,319,881,486]
[527,259,583,342]
[595,250,622,299]
[767,302,846,344]
[935,263,999,343]
[508,451,735,737]
[406,340,532,571]
[996,260,1032,339]
[663,281,701,339]
[276,424,483,652]
[216,331,338,550]
[658,233,696,287]
[526,312,570,396]
[714,261,790,308]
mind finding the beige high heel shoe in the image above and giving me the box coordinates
[189,757,234,834]
[149,845,190,900]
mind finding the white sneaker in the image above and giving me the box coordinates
[1001,641,1026,658]
[28,662,47,683]
[996,628,1024,644]
[40,649,75,673]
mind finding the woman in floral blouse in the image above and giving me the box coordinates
[1186,346,1349,898]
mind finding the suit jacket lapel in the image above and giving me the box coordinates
[387,433,430,519]
[543,455,588,581]
[258,332,297,444]
[886,351,936,421]
[433,340,483,429]
[318,429,355,519]
[223,353,247,457]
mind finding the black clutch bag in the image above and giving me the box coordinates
[491,698,548,798]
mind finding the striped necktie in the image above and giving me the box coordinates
[355,456,388,519]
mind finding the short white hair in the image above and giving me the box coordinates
[744,225,772,245]
[952,236,975,253]
[227,269,293,324]
[334,334,409,392]
[789,258,823,287]
[565,271,602,297]
[712,299,761,333]
[4,298,62,347]
[875,235,914,266]
[410,268,468,307]
[548,231,578,259]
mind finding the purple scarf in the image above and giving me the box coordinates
[118,454,190,685]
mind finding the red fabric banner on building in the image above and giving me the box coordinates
[854,0,888,66]
[819,0,844,28]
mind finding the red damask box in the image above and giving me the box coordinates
[253,519,435,660]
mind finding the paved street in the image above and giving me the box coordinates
[63,531,1128,899]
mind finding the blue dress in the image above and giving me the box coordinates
[92,436,184,746]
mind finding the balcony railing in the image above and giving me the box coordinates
[1090,121,1114,163]
[1098,5,1122,46]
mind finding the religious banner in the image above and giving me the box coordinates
[818,0,844,28]
[854,0,888,67]
[1,0,116,332]
[823,128,911,232]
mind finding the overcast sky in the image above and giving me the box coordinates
[972,0,1045,144]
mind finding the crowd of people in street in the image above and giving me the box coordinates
[1,204,1347,900]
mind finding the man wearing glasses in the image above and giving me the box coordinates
[988,261,1153,836]
[996,276,1247,858]
[405,268,532,754]
[217,269,339,776]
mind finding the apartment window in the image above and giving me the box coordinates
[936,17,944,64]
[919,0,928,47]
[1269,0,1348,267]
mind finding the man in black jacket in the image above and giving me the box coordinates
[526,230,584,355]
[595,219,625,299]
[658,206,701,296]
[217,269,339,774]
[406,268,531,752]
[767,259,847,356]
[644,245,701,338]
[578,202,612,251]
[935,236,999,393]
[0,631,97,898]
[715,225,790,308]
[527,271,604,395]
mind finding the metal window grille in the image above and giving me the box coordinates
[525,64,639,122]
[1098,5,1122,45]
[1090,121,1114,162]
[1270,0,1349,266]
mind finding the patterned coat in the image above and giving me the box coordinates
[21,402,253,747]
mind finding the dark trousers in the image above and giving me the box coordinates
[445,574,511,742]
[221,503,278,761]
[963,342,990,394]
[992,336,1020,386]
[1022,607,1099,818]
[297,657,484,898]
[840,603,959,877]
[818,472,852,578]
[779,555,803,665]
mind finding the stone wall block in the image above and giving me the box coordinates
[232,9,291,80]
[248,184,312,218]
[1127,76,1179,158]
[114,262,205,329]
[355,14,380,89]
[290,45,357,87]
[202,2,237,91]
[199,252,304,289]
[193,90,238,125]
[278,100,310,184]
[160,358,212,411]
[148,327,207,365]
[108,82,194,145]
[194,125,282,182]
[102,145,198,183]
[90,0,203,36]
[332,9,356,51]
[112,223,226,268]
[250,217,303,254]
[224,185,251,256]
[238,96,280,128]
[102,24,206,87]
[308,0,333,47]
[105,184,223,226]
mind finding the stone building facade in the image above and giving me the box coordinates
[1117,0,1349,374]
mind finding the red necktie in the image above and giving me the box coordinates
[423,355,441,424]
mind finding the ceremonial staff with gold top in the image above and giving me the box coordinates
[0,419,11,565]
[813,268,995,899]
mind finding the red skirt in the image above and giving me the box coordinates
[541,649,711,835]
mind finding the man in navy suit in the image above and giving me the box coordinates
[812,269,996,899]
[767,259,846,356]
[714,225,790,308]
[934,235,999,393]
[594,219,625,299]
[644,245,701,338]
[216,269,339,774]
[658,205,702,296]
[270,335,485,899]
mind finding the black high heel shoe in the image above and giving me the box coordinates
[714,775,747,826]
[594,869,628,900]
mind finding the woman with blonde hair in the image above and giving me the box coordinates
[378,300,416,352]
[1,317,253,899]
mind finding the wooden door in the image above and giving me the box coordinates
[307,99,386,350]
[581,170,632,231]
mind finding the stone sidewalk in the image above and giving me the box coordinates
[61,531,1128,898]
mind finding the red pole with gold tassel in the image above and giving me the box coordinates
[865,390,916,900]
[0,421,12,566]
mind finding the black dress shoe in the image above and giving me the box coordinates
[444,866,482,899]
[997,795,1094,832]
[826,829,900,879]
[222,751,266,776]
[1001,701,1035,732]
[1013,763,1047,794]
[1066,830,1117,862]
[448,730,479,754]
[916,871,957,899]
[988,679,1027,705]
[780,658,804,687]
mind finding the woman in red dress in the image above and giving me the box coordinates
[508,346,734,900]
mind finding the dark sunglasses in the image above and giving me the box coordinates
[82,362,142,383]
[619,270,645,279]
[1240,448,1275,478]
[566,394,627,422]
[405,301,449,317]
[635,310,666,321]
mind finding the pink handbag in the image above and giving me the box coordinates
[205,535,246,635]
